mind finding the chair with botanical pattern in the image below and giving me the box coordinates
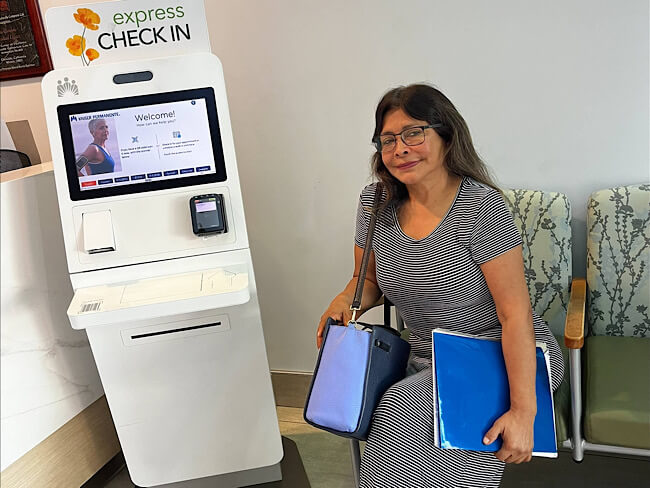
[503,188,573,449]
[564,184,650,461]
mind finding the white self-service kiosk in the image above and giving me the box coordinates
[41,53,283,487]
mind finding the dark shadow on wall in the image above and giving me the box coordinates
[571,217,587,279]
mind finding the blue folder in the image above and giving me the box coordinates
[431,329,557,457]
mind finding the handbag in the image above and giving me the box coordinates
[303,183,411,441]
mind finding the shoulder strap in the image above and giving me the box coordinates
[350,183,383,315]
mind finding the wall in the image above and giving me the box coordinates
[0,0,107,161]
[205,0,649,372]
[1,0,647,373]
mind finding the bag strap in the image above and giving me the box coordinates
[350,183,383,321]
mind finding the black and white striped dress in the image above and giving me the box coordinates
[355,178,564,488]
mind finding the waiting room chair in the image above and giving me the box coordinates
[564,184,650,461]
[0,149,31,173]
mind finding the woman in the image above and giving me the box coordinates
[75,118,115,176]
[316,84,564,487]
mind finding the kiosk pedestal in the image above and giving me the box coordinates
[42,52,283,487]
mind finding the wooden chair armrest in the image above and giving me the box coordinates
[564,278,586,349]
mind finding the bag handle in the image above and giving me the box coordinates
[350,183,383,321]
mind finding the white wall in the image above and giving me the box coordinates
[205,0,649,372]
[1,0,647,373]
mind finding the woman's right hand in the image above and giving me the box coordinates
[316,247,381,349]
[316,295,354,349]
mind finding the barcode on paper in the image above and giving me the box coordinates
[80,300,102,314]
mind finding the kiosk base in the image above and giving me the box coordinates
[84,301,283,487]
[149,463,282,487]
[76,253,283,487]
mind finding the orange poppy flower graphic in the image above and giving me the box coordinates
[66,8,102,66]
[73,8,100,30]
[65,35,86,56]
[86,48,100,61]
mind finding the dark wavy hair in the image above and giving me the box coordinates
[371,84,499,208]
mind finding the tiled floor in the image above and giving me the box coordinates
[277,407,355,488]
[102,407,649,488]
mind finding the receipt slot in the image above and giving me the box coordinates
[41,53,283,487]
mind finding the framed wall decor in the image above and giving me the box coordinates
[0,0,53,81]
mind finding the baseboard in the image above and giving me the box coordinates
[271,371,313,408]
[0,396,121,488]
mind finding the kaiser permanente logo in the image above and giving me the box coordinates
[64,5,190,64]
[70,113,120,122]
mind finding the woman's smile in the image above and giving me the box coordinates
[396,160,420,170]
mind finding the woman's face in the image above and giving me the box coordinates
[380,108,447,187]
[91,120,109,142]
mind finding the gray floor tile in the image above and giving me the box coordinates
[96,421,649,488]
[501,450,650,488]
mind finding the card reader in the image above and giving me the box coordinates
[190,194,227,235]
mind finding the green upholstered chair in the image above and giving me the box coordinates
[503,188,573,448]
[564,184,650,461]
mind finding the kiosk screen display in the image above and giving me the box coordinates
[58,88,226,201]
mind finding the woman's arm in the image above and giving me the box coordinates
[316,244,382,348]
[480,244,537,463]
[75,145,102,175]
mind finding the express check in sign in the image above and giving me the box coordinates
[45,0,211,69]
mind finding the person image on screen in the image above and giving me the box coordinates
[75,118,115,176]
[316,84,564,487]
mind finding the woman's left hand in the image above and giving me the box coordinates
[482,409,535,463]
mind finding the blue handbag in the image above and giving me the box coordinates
[304,184,411,440]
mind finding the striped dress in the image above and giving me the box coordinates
[355,178,564,488]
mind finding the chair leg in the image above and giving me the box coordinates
[349,439,361,488]
[383,299,392,327]
[396,313,404,332]
[569,348,585,462]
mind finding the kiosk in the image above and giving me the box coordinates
[41,53,283,487]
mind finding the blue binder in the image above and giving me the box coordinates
[431,329,557,458]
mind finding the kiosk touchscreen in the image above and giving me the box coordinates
[42,53,283,487]
[58,88,227,200]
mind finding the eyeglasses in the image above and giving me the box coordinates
[373,124,441,153]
